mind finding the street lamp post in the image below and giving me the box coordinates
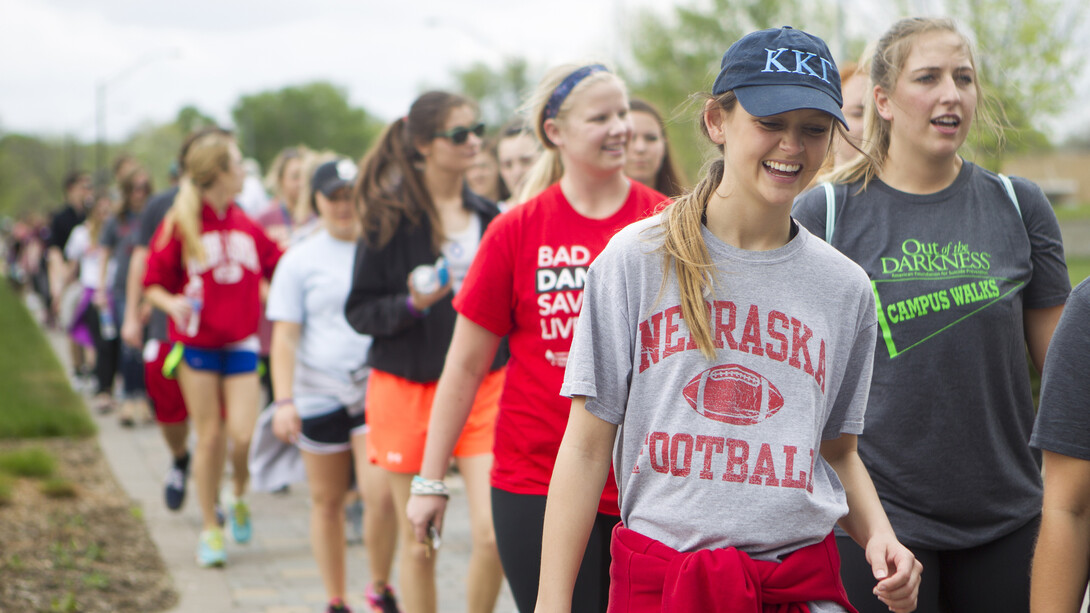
[94,47,180,187]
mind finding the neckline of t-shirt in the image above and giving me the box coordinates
[699,218,809,264]
[550,181,636,226]
[445,213,481,241]
[869,159,975,204]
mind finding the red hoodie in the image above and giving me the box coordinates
[144,202,282,349]
[609,526,857,613]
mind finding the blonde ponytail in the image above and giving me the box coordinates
[157,176,206,265]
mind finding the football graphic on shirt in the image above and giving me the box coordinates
[683,364,784,425]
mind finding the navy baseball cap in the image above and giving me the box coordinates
[713,26,847,129]
[311,158,358,199]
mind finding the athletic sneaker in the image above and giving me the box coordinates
[229,499,252,544]
[327,598,352,613]
[365,584,401,613]
[163,465,188,511]
[196,528,226,568]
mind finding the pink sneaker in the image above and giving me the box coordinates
[365,584,401,613]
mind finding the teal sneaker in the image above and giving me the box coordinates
[197,528,226,568]
[229,499,252,544]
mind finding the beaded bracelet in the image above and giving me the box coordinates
[410,475,449,498]
[271,398,294,408]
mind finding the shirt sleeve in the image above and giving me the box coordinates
[792,185,831,242]
[265,248,304,324]
[453,213,517,337]
[822,289,877,439]
[560,238,634,426]
[1031,280,1090,458]
[143,223,184,293]
[252,221,284,281]
[1013,176,1071,308]
[343,238,420,338]
[64,225,89,261]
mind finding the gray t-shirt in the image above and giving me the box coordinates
[562,215,876,568]
[100,211,141,306]
[1031,277,1090,459]
[793,161,1070,549]
[266,229,372,419]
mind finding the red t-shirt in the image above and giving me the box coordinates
[454,180,668,515]
[144,202,282,349]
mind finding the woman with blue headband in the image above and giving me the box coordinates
[537,28,922,612]
[406,64,667,612]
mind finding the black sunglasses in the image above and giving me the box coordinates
[434,122,485,145]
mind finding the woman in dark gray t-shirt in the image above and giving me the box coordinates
[793,17,1070,613]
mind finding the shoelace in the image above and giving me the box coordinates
[166,468,185,489]
[233,502,250,524]
[204,530,223,549]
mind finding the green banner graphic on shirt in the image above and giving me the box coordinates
[870,238,1023,358]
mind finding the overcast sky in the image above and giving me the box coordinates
[2,0,1086,145]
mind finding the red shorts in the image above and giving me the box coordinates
[366,368,504,473]
[144,340,187,424]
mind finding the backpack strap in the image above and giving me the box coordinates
[998,173,1022,219]
[822,182,836,243]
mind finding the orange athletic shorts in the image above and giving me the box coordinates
[366,368,505,473]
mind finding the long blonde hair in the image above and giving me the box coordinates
[827,17,1000,188]
[514,64,625,205]
[157,131,236,265]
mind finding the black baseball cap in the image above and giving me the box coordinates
[311,159,358,200]
[713,26,847,129]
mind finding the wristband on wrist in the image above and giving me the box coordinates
[410,475,449,498]
[406,295,429,318]
[272,398,294,408]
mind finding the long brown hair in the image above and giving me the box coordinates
[119,167,153,217]
[355,91,473,253]
[827,17,1000,189]
[629,98,687,197]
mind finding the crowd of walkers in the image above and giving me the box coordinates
[6,15,1090,613]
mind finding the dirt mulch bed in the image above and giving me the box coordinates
[0,438,177,613]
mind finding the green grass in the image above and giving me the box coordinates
[0,282,94,439]
[0,446,56,477]
[39,477,77,499]
[1067,256,1090,287]
[1053,203,1090,222]
[0,472,13,505]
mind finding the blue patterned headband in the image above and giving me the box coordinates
[543,64,610,119]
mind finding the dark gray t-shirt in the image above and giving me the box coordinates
[100,211,141,304]
[1031,277,1090,459]
[794,161,1070,549]
[562,215,875,577]
[136,186,179,342]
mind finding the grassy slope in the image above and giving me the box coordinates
[0,282,94,439]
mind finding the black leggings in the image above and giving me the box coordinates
[837,516,1040,613]
[492,487,618,613]
[79,302,119,396]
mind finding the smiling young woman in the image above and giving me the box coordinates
[536,27,921,613]
[794,17,1069,612]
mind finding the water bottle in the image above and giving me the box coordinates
[410,257,450,294]
[183,277,204,337]
[99,307,117,340]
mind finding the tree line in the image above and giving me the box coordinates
[0,0,1084,217]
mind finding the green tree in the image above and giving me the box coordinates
[0,133,87,217]
[231,82,384,169]
[451,57,539,130]
[949,0,1084,166]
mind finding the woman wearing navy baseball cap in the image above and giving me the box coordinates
[536,27,922,612]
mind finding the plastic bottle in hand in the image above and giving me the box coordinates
[410,257,450,294]
[99,307,117,340]
[183,277,204,337]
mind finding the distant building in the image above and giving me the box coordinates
[1003,149,1090,206]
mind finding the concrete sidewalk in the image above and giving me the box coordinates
[38,309,515,613]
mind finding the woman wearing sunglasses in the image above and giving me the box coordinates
[345,90,506,613]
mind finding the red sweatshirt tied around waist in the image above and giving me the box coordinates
[609,525,857,613]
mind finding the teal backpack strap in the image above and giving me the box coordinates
[822,182,836,243]
[998,173,1022,219]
